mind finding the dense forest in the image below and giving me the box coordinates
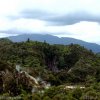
[0,38,100,100]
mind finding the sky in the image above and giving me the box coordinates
[0,0,100,44]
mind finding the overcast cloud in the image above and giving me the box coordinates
[0,0,100,44]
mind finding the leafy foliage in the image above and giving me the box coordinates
[0,38,100,99]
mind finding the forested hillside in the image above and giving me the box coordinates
[8,34,100,53]
[0,38,100,99]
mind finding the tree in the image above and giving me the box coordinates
[0,73,3,93]
[72,88,82,99]
[27,38,30,42]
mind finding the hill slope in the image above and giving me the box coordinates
[8,34,100,53]
[0,39,100,99]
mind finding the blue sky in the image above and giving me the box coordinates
[0,0,100,44]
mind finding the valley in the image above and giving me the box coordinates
[0,38,100,99]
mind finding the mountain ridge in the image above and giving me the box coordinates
[7,34,100,53]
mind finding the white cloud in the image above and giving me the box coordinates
[0,18,11,30]
[1,0,100,16]
[17,0,100,15]
[65,21,100,43]
[0,0,20,17]
[0,33,17,38]
[54,21,100,44]
[0,0,100,44]
[12,18,46,33]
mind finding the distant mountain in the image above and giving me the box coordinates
[8,34,100,53]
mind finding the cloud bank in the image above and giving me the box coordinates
[0,0,100,44]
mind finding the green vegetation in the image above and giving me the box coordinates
[0,38,100,99]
